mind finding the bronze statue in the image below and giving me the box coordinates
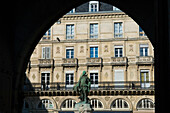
[73,71,91,104]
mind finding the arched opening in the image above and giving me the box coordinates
[137,98,155,110]
[110,98,130,111]
[60,99,76,111]
[23,1,155,113]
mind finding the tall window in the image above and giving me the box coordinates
[89,1,99,12]
[38,99,54,109]
[90,99,103,109]
[140,44,149,56]
[43,28,51,40]
[66,72,74,88]
[90,46,98,58]
[61,99,76,109]
[66,47,74,58]
[90,72,98,88]
[140,70,150,88]
[137,99,154,109]
[66,25,74,39]
[41,73,50,90]
[139,26,146,36]
[111,99,129,109]
[114,45,123,57]
[42,47,51,59]
[90,23,98,38]
[114,22,123,38]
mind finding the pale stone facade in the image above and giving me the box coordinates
[23,3,154,113]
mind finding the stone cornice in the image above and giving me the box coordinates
[39,37,149,44]
[61,12,128,20]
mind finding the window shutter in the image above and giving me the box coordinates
[114,70,124,81]
[46,47,51,59]
[42,47,46,59]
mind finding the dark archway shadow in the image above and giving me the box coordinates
[6,0,167,112]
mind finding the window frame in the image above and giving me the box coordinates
[66,47,74,58]
[89,1,99,12]
[114,45,123,57]
[90,46,98,58]
[66,24,75,39]
[137,98,155,110]
[139,44,149,56]
[42,47,51,59]
[65,71,74,88]
[111,98,130,110]
[114,22,123,38]
[90,23,98,39]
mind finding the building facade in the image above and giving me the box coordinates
[23,1,155,113]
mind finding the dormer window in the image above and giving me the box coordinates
[89,1,99,12]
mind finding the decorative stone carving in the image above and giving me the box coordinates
[56,47,60,54]
[105,72,108,78]
[129,45,133,52]
[105,96,110,101]
[80,46,84,53]
[56,73,59,80]
[32,74,36,80]
[55,97,59,102]
[104,45,108,52]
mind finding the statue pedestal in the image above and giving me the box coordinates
[74,103,93,113]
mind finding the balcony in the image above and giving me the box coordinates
[62,58,78,67]
[39,59,54,67]
[86,57,102,66]
[136,56,154,65]
[23,81,154,96]
[111,57,127,66]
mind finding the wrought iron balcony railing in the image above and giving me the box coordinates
[23,81,154,92]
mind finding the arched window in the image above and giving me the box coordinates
[90,99,103,109]
[137,99,154,110]
[111,99,129,109]
[38,99,54,109]
[61,99,76,110]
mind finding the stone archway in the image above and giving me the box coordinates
[0,0,169,112]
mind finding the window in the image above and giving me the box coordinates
[61,99,76,109]
[90,23,98,38]
[66,72,74,88]
[90,46,98,58]
[111,99,129,109]
[89,1,99,12]
[41,73,50,90]
[137,99,154,109]
[42,47,51,59]
[114,45,123,57]
[140,70,150,88]
[90,72,98,88]
[38,99,54,109]
[140,44,149,56]
[66,47,74,58]
[43,28,51,40]
[113,6,120,11]
[114,22,123,38]
[139,26,146,36]
[90,99,103,109]
[69,8,75,13]
[66,25,74,39]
